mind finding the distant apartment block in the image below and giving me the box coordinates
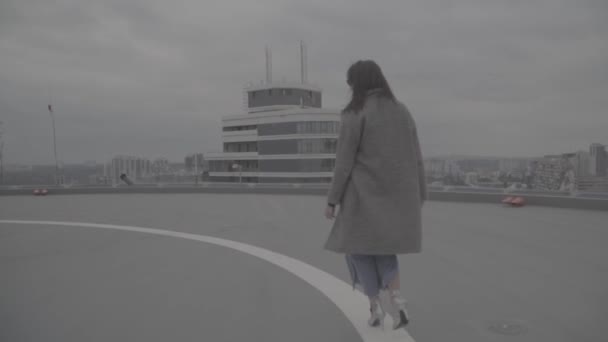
[573,151,591,178]
[105,156,152,184]
[499,158,529,174]
[530,148,608,192]
[151,158,171,175]
[589,143,607,177]
[531,155,572,191]
[576,177,608,192]
[424,159,462,178]
[184,153,207,173]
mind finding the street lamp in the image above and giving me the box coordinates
[48,104,60,185]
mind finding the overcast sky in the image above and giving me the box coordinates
[1,0,607,164]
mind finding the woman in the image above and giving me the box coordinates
[324,60,426,330]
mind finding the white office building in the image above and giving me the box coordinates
[207,44,340,183]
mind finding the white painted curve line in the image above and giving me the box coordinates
[0,220,415,342]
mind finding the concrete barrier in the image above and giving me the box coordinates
[428,191,608,211]
[1,184,607,211]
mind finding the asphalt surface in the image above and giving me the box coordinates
[2,194,608,342]
[0,224,357,342]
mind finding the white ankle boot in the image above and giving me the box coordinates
[368,297,386,328]
[390,290,410,329]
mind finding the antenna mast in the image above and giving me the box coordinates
[300,41,308,84]
[265,46,272,84]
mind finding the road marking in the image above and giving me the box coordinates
[0,220,415,342]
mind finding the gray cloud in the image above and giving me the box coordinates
[1,0,607,164]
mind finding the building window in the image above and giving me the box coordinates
[223,125,257,132]
[306,122,313,133]
[247,142,257,152]
[312,121,320,133]
[224,142,256,153]
[295,121,339,135]
[321,159,336,171]
[323,140,332,153]
[297,139,338,154]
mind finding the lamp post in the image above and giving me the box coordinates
[48,105,60,185]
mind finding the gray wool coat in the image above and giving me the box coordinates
[325,90,426,255]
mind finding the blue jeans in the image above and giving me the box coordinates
[347,254,399,298]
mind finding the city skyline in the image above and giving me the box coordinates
[2,142,606,191]
[1,0,607,164]
[4,142,606,166]
[2,143,608,166]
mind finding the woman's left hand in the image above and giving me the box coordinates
[325,205,335,220]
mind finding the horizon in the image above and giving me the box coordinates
[4,148,606,168]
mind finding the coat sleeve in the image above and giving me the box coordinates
[412,123,427,202]
[327,112,364,205]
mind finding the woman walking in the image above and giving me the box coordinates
[324,60,426,330]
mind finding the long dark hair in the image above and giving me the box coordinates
[344,60,396,113]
